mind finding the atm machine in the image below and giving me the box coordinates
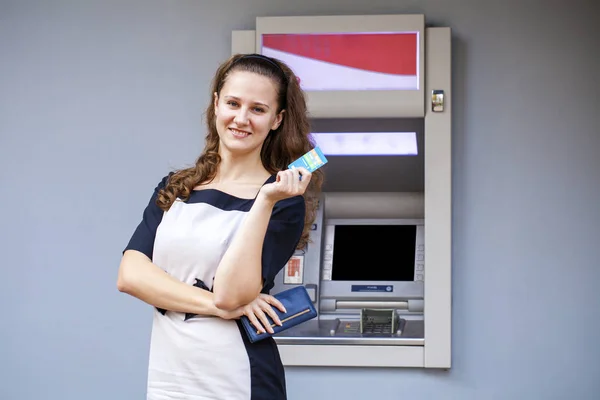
[232,14,452,369]
[279,201,426,345]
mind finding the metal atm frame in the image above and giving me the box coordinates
[231,14,452,369]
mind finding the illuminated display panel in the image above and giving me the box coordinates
[261,33,419,91]
[255,15,425,118]
[312,131,417,156]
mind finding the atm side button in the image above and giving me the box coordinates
[306,286,317,302]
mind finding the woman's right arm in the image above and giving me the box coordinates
[117,250,284,332]
[117,249,225,318]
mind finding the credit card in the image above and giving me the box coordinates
[288,147,328,173]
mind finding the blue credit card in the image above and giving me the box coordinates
[288,147,328,173]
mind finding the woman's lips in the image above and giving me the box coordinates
[229,128,251,138]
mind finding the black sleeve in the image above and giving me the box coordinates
[123,175,171,315]
[123,174,170,260]
[260,195,306,292]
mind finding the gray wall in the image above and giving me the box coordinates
[1,0,598,399]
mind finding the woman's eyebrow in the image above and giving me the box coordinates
[224,95,271,109]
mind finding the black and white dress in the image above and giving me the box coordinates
[124,174,305,400]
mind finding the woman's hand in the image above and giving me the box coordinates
[219,294,287,334]
[258,167,312,205]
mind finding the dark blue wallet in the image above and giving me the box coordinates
[240,286,317,343]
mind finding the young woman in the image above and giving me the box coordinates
[117,53,323,399]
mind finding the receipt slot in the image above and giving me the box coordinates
[232,14,452,369]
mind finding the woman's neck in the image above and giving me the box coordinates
[215,148,269,183]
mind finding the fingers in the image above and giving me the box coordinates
[246,309,268,334]
[290,167,300,193]
[245,303,273,334]
[262,294,286,313]
[276,169,288,186]
[274,170,293,196]
[246,296,286,334]
[253,304,275,334]
[275,167,312,194]
[261,166,313,204]
[260,295,284,326]
[294,167,312,189]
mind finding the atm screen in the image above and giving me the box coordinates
[331,225,417,281]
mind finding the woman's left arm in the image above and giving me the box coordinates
[212,167,310,310]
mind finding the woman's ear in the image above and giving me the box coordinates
[271,109,285,130]
[213,92,219,116]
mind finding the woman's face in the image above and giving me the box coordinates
[214,70,283,159]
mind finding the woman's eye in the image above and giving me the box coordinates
[253,107,265,113]
[227,101,239,107]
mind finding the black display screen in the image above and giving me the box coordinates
[331,225,417,281]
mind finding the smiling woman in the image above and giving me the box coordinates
[214,71,284,156]
[116,53,323,400]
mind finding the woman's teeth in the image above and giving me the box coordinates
[230,128,250,138]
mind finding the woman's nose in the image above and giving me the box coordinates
[234,108,249,125]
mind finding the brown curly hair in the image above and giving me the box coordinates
[156,53,324,249]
